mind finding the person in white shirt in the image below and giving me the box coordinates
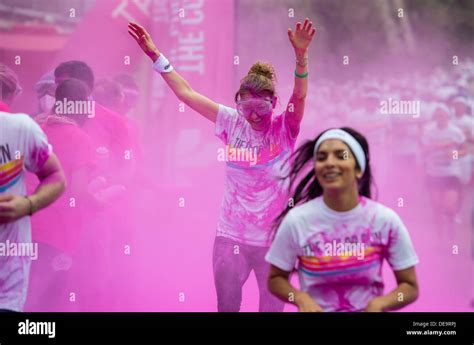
[265,127,419,312]
[0,63,66,312]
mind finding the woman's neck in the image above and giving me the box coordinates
[323,187,360,212]
[250,120,271,132]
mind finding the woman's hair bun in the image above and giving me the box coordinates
[248,61,276,82]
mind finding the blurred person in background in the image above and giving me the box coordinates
[421,103,466,238]
[25,78,98,312]
[0,63,22,112]
[450,96,473,190]
[93,78,124,114]
[114,73,140,117]
[32,71,56,123]
[52,61,134,310]
[346,88,389,197]
[54,60,134,187]
[93,77,142,163]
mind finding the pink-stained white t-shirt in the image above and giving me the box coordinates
[215,104,298,247]
[0,112,52,311]
[265,196,419,312]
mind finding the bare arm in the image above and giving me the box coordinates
[0,153,66,223]
[365,266,419,312]
[28,153,67,214]
[128,22,219,123]
[285,18,316,138]
[268,264,323,312]
[159,70,219,122]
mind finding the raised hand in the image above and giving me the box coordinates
[288,18,316,53]
[128,22,160,62]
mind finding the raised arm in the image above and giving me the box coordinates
[285,18,316,137]
[128,22,219,123]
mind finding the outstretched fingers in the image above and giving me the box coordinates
[128,22,146,37]
[128,29,140,42]
[295,22,302,32]
[302,18,310,31]
[287,28,294,39]
[129,22,143,31]
[128,26,139,37]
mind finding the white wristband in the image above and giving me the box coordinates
[152,53,174,73]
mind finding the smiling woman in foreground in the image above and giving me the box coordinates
[266,127,420,312]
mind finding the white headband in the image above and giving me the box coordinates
[313,129,366,174]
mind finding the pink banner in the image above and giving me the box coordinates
[51,0,152,75]
[147,0,235,184]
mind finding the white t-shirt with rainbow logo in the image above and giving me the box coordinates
[0,112,52,311]
[266,196,419,312]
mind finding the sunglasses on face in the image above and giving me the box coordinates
[236,98,273,119]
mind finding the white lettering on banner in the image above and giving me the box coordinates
[132,0,152,15]
[150,0,207,116]
[112,0,135,21]
[163,0,205,74]
[178,32,204,74]
[169,1,181,36]
[152,0,169,23]
[111,0,152,21]
[182,0,204,25]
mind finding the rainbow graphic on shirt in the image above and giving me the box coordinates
[0,158,24,192]
[298,246,383,277]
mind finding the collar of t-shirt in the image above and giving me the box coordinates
[318,196,364,220]
[245,117,272,137]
